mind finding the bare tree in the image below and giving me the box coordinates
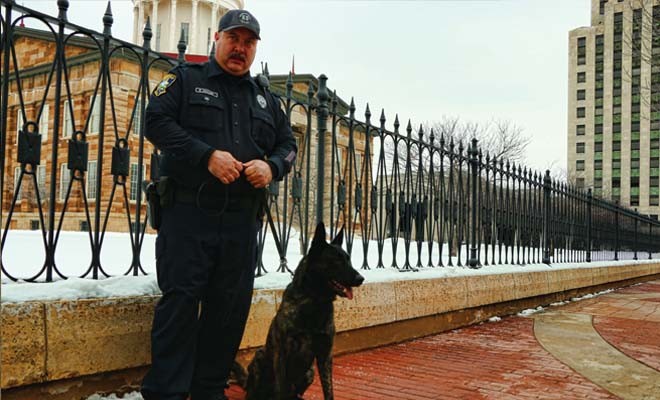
[384,116,531,173]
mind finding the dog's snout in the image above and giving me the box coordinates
[354,273,365,286]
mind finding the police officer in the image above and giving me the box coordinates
[141,9,296,400]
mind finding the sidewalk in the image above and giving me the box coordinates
[226,280,660,400]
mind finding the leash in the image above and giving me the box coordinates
[260,187,292,275]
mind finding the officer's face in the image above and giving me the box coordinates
[215,28,258,76]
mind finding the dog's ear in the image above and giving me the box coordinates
[312,222,327,247]
[331,226,344,247]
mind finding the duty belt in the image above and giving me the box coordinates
[173,185,263,218]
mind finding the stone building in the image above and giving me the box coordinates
[4,27,168,232]
[4,27,371,234]
[131,0,243,55]
[568,0,660,219]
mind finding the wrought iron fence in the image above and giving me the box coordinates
[2,0,659,282]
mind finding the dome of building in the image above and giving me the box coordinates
[132,0,244,55]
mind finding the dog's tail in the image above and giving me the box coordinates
[229,361,248,389]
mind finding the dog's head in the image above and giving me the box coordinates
[294,222,364,300]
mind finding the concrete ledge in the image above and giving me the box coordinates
[3,262,660,398]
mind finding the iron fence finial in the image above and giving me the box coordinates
[57,0,69,21]
[103,1,113,36]
[380,109,386,128]
[143,17,153,50]
[177,29,187,62]
[365,103,371,123]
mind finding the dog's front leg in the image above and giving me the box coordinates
[274,352,291,400]
[316,353,334,400]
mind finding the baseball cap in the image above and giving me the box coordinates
[218,10,260,39]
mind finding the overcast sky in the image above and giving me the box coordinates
[15,0,591,172]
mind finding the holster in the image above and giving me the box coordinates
[142,180,162,230]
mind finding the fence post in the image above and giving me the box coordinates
[468,138,479,268]
[315,75,329,226]
[542,170,552,264]
[614,201,619,261]
[586,188,592,262]
[633,209,638,260]
[649,216,653,260]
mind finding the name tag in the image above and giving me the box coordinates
[195,87,219,98]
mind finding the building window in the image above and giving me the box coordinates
[613,159,621,169]
[181,22,190,46]
[576,125,585,136]
[576,160,585,171]
[130,163,146,201]
[577,107,586,118]
[650,176,660,188]
[577,90,586,101]
[39,103,49,142]
[132,99,143,136]
[80,220,90,232]
[13,166,22,201]
[632,159,640,169]
[156,24,161,51]
[631,140,640,150]
[595,160,603,170]
[652,158,660,168]
[577,71,586,83]
[577,37,586,65]
[87,160,97,200]
[613,141,621,151]
[63,100,74,137]
[37,165,46,200]
[631,195,640,206]
[595,142,603,152]
[595,124,603,134]
[30,220,40,230]
[89,96,101,134]
[60,164,71,201]
[576,142,586,153]
[16,108,23,143]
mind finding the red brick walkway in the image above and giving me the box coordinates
[226,280,660,399]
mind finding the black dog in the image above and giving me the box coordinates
[234,222,364,400]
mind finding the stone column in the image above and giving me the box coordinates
[132,3,139,43]
[137,0,144,42]
[190,0,198,53]
[210,3,219,36]
[169,0,178,51]
[151,0,159,49]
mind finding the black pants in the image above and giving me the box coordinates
[141,202,259,400]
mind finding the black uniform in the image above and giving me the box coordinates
[141,58,296,400]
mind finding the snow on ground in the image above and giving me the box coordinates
[2,229,658,303]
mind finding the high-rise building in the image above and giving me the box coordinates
[568,0,660,220]
[131,0,244,55]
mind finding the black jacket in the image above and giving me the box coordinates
[145,58,297,197]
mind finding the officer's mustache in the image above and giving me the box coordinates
[228,52,246,62]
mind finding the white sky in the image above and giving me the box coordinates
[15,0,591,172]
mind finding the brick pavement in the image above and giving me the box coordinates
[225,280,660,399]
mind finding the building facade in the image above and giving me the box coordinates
[131,0,243,55]
[568,0,660,219]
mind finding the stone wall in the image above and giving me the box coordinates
[2,262,660,399]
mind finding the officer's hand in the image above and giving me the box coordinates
[243,159,273,189]
[208,150,243,184]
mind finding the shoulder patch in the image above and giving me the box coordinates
[154,73,177,97]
